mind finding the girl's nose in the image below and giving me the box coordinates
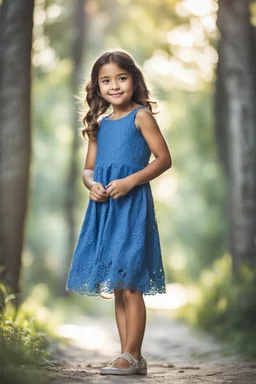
[111,82,120,90]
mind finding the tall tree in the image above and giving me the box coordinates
[0,0,35,298]
[215,0,256,272]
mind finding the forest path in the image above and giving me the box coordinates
[50,315,256,383]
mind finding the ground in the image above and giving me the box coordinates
[48,314,256,384]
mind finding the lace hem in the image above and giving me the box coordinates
[66,279,166,296]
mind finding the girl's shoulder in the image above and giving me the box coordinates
[136,106,153,115]
[135,106,158,132]
[135,106,155,122]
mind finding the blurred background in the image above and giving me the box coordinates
[0,0,256,377]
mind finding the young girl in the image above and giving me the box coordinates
[66,50,172,376]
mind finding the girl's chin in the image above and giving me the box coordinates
[108,97,133,106]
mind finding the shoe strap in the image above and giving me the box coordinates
[109,353,134,366]
[119,352,139,366]
[108,356,120,366]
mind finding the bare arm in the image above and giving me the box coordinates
[83,139,108,201]
[126,108,172,187]
[82,139,97,191]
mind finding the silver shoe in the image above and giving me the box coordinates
[100,352,147,375]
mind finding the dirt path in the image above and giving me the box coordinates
[50,315,256,383]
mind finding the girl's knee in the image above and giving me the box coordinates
[114,288,126,305]
[123,289,142,301]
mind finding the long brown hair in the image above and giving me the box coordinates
[82,50,157,140]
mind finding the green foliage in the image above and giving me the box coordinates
[178,254,256,358]
[0,286,55,384]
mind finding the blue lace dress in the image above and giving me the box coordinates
[66,105,166,296]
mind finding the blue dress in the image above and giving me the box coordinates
[66,105,166,296]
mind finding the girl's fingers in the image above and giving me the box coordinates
[96,194,108,201]
[91,195,108,202]
[106,186,115,195]
[113,193,121,200]
[91,185,106,198]
[91,190,101,199]
[90,191,108,201]
[91,190,122,201]
[111,190,121,198]
[97,191,107,198]
[91,182,125,201]
[98,186,107,194]
[97,185,107,195]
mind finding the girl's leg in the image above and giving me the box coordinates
[114,289,146,368]
[114,288,126,353]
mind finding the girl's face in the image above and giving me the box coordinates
[97,62,134,107]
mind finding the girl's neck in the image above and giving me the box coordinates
[110,101,140,119]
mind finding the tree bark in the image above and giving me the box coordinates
[0,0,34,299]
[215,0,256,272]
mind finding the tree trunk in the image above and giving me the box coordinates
[0,0,34,299]
[215,0,256,272]
[62,0,86,295]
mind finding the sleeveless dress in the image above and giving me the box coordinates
[66,105,166,296]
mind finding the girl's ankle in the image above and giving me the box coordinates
[123,351,142,360]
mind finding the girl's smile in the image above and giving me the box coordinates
[110,92,124,98]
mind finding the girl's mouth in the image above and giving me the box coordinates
[109,93,123,98]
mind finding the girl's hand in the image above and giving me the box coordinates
[105,178,134,200]
[89,182,109,202]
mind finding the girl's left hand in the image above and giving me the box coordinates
[105,178,134,200]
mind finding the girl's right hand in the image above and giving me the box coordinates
[89,182,109,202]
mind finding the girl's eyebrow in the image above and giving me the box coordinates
[99,72,128,80]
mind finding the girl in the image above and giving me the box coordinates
[66,50,172,376]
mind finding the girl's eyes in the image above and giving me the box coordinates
[101,77,127,84]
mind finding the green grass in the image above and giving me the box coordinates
[177,254,256,359]
[0,285,57,384]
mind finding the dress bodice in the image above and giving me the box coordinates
[95,106,151,169]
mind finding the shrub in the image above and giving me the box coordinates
[178,254,256,358]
